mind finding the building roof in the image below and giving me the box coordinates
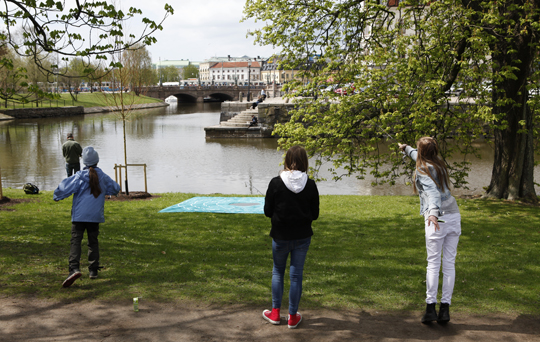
[152,60,201,68]
[209,61,261,69]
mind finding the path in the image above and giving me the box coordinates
[1,298,539,341]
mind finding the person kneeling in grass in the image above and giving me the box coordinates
[54,146,120,288]
[262,145,320,329]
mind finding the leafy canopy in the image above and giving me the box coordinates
[243,0,540,189]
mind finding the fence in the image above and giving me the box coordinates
[113,163,148,194]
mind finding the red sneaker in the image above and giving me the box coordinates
[288,312,302,329]
[262,308,280,325]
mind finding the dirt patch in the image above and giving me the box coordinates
[0,196,34,211]
[1,297,539,342]
[106,191,159,201]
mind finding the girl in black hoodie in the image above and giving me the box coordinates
[262,145,319,329]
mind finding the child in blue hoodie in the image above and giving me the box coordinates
[54,146,120,287]
[262,145,319,329]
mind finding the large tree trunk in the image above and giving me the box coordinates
[485,32,538,202]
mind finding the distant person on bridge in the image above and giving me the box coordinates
[62,133,82,177]
[261,88,267,100]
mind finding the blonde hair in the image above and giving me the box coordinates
[413,137,450,193]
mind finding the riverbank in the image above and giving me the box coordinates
[83,101,169,114]
[1,188,539,314]
[0,93,167,120]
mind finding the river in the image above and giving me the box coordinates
[1,102,538,196]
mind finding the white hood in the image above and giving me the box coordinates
[280,170,308,194]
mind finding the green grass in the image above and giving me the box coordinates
[1,188,539,315]
[1,92,163,109]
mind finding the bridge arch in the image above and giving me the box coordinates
[207,93,234,102]
[143,85,263,102]
[171,93,198,103]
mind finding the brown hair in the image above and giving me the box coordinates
[413,137,450,193]
[284,145,309,172]
[88,166,102,198]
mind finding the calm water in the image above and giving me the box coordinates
[1,103,539,196]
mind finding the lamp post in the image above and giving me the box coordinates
[247,59,252,102]
[159,57,162,86]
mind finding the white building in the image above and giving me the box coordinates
[208,61,261,85]
[199,56,263,85]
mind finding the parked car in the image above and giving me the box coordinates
[445,82,463,96]
[334,83,356,96]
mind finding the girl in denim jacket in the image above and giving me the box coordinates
[399,137,461,324]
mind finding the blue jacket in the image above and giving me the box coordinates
[54,167,120,223]
[405,146,453,218]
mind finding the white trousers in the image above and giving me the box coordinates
[425,212,461,305]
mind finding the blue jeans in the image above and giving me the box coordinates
[271,237,311,315]
[66,162,80,177]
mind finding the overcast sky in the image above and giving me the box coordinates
[128,0,277,63]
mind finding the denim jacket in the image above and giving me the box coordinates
[404,146,457,219]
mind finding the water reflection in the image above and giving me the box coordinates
[1,103,538,196]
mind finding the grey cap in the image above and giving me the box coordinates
[82,146,99,166]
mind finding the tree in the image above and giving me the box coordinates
[23,53,52,106]
[160,65,180,83]
[182,64,199,80]
[122,44,156,95]
[0,46,27,108]
[243,0,540,202]
[0,1,174,87]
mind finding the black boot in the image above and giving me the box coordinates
[437,303,450,324]
[421,303,438,324]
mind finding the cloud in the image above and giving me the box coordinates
[127,0,277,62]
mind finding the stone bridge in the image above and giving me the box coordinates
[143,85,265,103]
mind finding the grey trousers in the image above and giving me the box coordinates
[69,222,100,272]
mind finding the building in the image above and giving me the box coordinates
[208,61,261,86]
[199,56,263,86]
[261,57,317,85]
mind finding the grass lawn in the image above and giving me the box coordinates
[1,188,539,315]
[1,92,163,109]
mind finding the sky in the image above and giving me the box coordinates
[127,0,277,64]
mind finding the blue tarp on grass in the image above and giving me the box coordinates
[159,197,265,214]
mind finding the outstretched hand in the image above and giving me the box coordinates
[398,143,407,152]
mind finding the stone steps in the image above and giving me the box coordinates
[220,109,259,127]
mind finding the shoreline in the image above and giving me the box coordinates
[83,101,169,114]
[0,101,168,120]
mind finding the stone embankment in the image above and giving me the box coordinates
[205,97,295,138]
[0,102,168,120]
